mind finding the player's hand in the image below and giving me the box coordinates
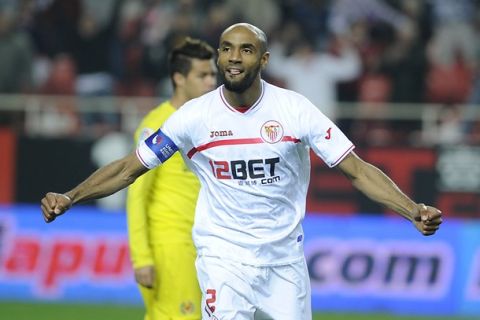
[134,265,155,289]
[411,203,442,236]
[41,192,72,223]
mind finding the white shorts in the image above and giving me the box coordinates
[196,256,312,320]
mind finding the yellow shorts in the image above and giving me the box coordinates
[139,242,201,320]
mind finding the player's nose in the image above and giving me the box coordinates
[228,48,242,63]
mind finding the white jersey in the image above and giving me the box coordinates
[137,80,354,266]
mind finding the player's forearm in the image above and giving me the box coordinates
[66,153,145,205]
[128,225,154,268]
[350,162,417,221]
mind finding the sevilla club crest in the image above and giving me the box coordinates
[260,120,284,144]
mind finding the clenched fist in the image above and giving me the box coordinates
[411,203,442,236]
[41,192,72,223]
[134,265,156,289]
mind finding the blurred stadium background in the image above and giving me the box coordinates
[0,0,479,319]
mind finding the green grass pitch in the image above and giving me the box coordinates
[0,301,472,320]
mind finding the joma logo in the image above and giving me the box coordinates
[210,130,233,138]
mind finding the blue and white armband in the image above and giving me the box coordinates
[136,129,179,169]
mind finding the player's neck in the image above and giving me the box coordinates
[170,91,188,110]
[222,78,262,110]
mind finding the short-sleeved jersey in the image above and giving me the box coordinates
[137,80,354,266]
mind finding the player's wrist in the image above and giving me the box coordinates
[398,201,417,222]
[407,202,423,222]
[62,193,74,205]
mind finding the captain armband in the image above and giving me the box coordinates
[136,129,179,169]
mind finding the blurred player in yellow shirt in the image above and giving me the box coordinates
[126,37,217,320]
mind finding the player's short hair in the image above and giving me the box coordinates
[221,23,268,55]
[168,37,215,88]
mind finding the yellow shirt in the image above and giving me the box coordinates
[126,101,200,268]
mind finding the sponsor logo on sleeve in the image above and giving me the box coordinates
[325,127,332,140]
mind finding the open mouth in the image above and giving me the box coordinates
[227,68,243,77]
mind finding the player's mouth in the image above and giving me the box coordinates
[226,68,243,77]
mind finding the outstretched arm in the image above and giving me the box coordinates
[336,152,442,235]
[41,151,149,222]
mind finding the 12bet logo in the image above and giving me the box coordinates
[208,157,280,182]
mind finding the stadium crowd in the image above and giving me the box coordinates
[0,0,479,144]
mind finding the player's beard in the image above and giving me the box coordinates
[221,63,261,93]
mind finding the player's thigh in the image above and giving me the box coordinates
[255,259,312,320]
[152,243,202,319]
[196,256,256,320]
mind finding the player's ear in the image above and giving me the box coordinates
[173,72,186,88]
[260,51,270,70]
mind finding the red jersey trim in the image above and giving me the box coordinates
[187,136,301,158]
[136,149,149,168]
[219,81,265,114]
[282,136,301,143]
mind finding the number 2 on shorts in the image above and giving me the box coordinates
[205,288,216,314]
